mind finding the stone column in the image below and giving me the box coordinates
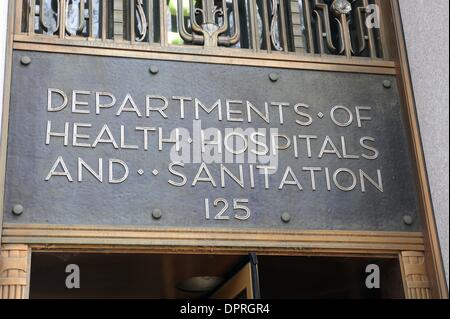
[0,244,31,299]
[400,251,432,299]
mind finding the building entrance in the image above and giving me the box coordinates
[29,252,404,299]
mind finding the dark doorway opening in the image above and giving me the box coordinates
[257,256,404,299]
[29,252,404,299]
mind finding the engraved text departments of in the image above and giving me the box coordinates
[43,88,383,193]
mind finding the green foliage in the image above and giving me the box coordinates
[168,0,190,17]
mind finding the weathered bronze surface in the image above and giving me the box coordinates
[3,50,420,231]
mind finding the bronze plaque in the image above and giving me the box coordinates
[3,51,421,231]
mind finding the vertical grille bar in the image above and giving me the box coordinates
[302,0,314,54]
[249,0,260,51]
[147,0,154,43]
[261,0,272,53]
[28,0,36,35]
[278,0,288,52]
[159,0,167,46]
[102,0,108,40]
[130,0,136,43]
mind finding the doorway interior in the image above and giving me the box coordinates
[29,252,405,299]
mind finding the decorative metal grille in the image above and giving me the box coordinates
[18,0,387,59]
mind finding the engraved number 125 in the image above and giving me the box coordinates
[204,198,251,221]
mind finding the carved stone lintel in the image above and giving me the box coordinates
[400,251,432,299]
[0,245,31,299]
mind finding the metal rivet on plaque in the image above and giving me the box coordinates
[281,212,291,223]
[20,56,31,66]
[149,66,159,75]
[382,80,392,89]
[12,204,24,216]
[269,72,280,82]
[152,209,162,220]
[403,215,414,226]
